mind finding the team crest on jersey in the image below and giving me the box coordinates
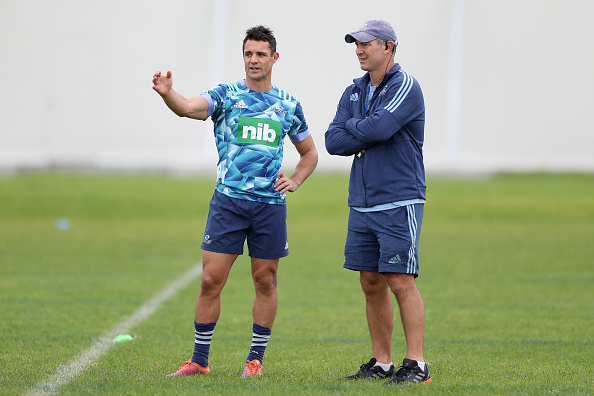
[274,106,287,115]
[237,117,281,147]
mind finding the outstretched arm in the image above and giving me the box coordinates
[274,135,318,194]
[152,70,209,120]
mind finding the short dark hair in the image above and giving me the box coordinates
[243,25,277,54]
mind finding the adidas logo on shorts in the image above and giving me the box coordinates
[389,255,403,264]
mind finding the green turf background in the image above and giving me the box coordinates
[1,173,592,394]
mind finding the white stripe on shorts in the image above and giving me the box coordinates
[406,205,418,274]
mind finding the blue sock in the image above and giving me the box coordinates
[191,322,216,367]
[246,323,272,363]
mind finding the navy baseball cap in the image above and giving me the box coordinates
[345,20,397,44]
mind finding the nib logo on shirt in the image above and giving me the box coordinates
[238,117,281,147]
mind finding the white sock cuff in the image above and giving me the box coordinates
[374,361,394,371]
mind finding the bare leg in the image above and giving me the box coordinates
[385,273,425,362]
[194,251,237,323]
[250,257,279,328]
[360,271,393,364]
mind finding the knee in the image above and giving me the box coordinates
[200,271,226,294]
[253,270,277,295]
[386,274,416,296]
[359,272,388,296]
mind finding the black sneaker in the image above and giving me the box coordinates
[384,358,432,385]
[340,358,396,380]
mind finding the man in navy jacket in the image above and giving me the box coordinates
[325,20,431,386]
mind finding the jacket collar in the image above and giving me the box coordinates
[353,63,401,90]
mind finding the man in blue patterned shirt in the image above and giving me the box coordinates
[153,25,318,378]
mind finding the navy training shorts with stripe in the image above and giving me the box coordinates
[201,190,288,259]
[344,204,424,277]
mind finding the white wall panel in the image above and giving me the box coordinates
[0,0,592,174]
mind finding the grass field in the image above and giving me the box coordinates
[0,172,593,395]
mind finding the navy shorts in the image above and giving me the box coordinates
[344,204,424,276]
[201,190,288,259]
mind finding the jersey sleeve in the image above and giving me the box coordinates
[287,101,310,143]
[200,85,226,119]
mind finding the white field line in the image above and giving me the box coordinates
[25,263,203,396]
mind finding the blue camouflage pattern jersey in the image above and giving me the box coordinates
[201,80,310,205]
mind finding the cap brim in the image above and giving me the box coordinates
[344,31,377,43]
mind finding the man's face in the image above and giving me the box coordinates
[355,39,386,72]
[243,40,278,83]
